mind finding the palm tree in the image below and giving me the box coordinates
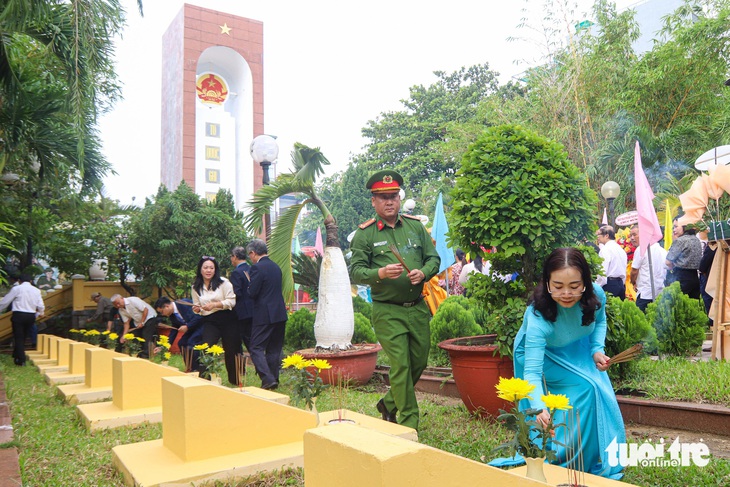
[244,143,355,352]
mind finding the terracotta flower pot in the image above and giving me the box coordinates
[296,343,382,386]
[438,334,514,417]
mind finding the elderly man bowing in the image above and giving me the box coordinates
[349,170,440,431]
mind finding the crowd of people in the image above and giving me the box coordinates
[2,165,717,481]
[43,238,289,391]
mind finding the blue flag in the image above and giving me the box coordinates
[432,193,455,273]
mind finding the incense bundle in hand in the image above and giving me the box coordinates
[388,244,411,273]
[609,343,644,364]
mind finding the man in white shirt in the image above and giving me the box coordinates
[595,225,628,300]
[629,225,668,311]
[0,274,44,365]
[111,294,158,358]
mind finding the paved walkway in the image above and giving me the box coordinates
[0,371,21,486]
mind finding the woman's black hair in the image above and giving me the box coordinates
[455,248,467,265]
[474,255,484,273]
[673,216,697,235]
[529,247,600,326]
[192,256,224,295]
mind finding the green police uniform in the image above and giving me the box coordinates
[350,212,440,430]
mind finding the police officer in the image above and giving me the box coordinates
[349,170,440,431]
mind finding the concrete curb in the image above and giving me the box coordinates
[617,395,730,437]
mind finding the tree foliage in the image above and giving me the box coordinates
[127,183,247,299]
[449,124,597,291]
[480,0,730,214]
[359,63,500,190]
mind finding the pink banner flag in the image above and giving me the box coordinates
[634,141,662,253]
[314,226,324,256]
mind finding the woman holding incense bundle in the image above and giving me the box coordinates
[495,247,625,479]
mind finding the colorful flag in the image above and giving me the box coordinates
[663,200,673,250]
[292,235,302,254]
[314,227,324,256]
[634,141,662,254]
[432,193,456,273]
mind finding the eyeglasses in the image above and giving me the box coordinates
[547,286,585,297]
[201,255,215,261]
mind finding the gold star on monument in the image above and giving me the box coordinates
[220,23,232,35]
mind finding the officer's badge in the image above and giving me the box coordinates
[383,175,393,184]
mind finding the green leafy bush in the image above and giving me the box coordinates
[284,308,316,352]
[483,297,527,359]
[352,312,377,344]
[429,297,483,366]
[448,124,597,294]
[352,295,372,321]
[605,296,658,381]
[645,282,706,357]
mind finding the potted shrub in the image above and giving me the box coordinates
[245,144,381,386]
[439,124,598,417]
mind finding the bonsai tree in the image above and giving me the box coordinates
[245,143,354,351]
[449,124,597,294]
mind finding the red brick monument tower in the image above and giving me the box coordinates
[160,4,265,208]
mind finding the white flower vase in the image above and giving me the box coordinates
[524,457,547,483]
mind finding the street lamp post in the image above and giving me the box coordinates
[250,135,279,240]
[600,181,621,228]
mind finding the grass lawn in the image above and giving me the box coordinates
[1,352,729,486]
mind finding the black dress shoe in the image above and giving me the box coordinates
[376,399,397,423]
[262,381,279,390]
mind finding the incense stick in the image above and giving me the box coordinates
[182,347,194,373]
[388,244,411,273]
[609,343,644,364]
[236,353,247,391]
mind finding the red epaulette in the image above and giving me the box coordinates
[358,218,376,229]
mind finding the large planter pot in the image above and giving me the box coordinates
[297,343,382,386]
[438,334,514,417]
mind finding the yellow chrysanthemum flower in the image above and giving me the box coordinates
[108,333,119,340]
[495,377,535,402]
[69,329,79,333]
[102,330,110,335]
[542,393,572,411]
[207,344,224,356]
[282,354,307,369]
[86,329,100,336]
[136,337,145,342]
[309,358,332,371]
[157,335,169,343]
[123,333,136,340]
[164,352,171,360]
[162,342,171,350]
[194,343,209,351]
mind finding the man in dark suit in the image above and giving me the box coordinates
[246,239,288,390]
[229,246,254,354]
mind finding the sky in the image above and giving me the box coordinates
[99,0,639,206]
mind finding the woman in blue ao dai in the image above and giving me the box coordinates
[513,247,625,479]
